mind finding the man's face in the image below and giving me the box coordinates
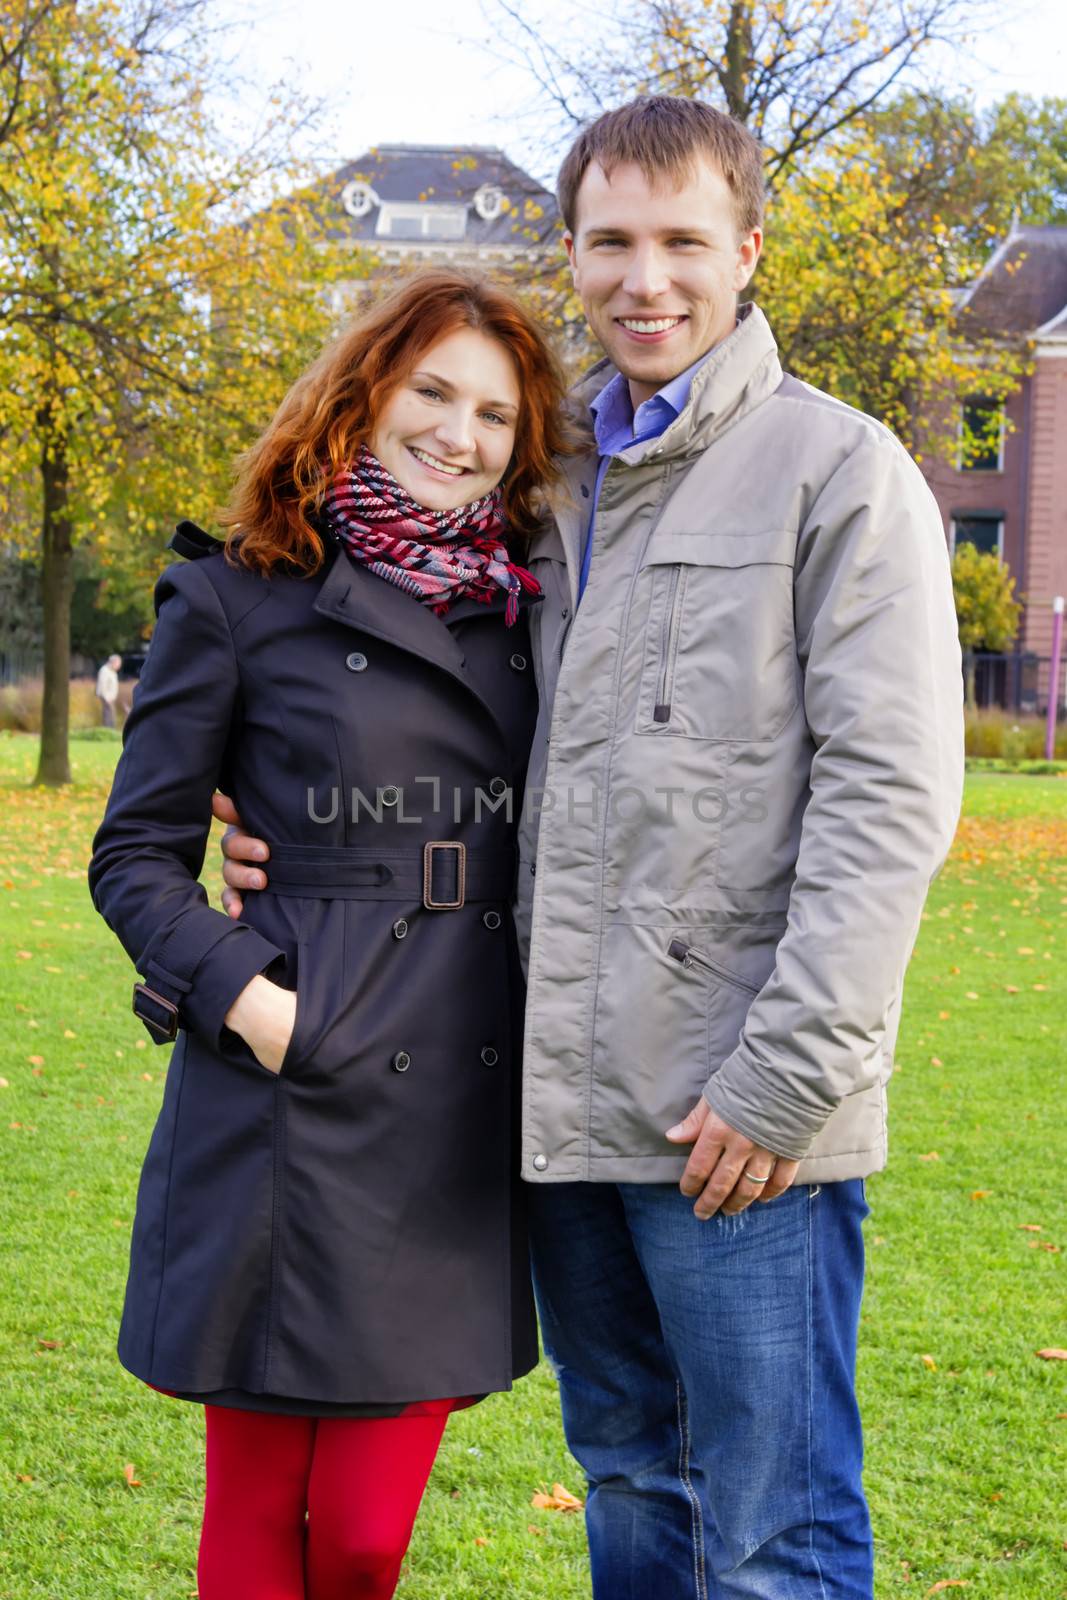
[565,158,762,406]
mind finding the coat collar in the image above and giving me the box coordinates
[312,543,536,738]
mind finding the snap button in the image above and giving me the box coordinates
[380,785,400,807]
[345,651,368,672]
[392,918,408,940]
[509,653,528,671]
[489,776,508,797]
[482,909,502,930]
[580,484,590,499]
[532,1153,548,1172]
[480,1045,500,1066]
[391,1050,411,1073]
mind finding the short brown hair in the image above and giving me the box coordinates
[557,96,765,239]
[223,269,569,576]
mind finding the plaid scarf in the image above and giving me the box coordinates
[322,448,540,627]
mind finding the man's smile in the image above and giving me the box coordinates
[615,315,688,342]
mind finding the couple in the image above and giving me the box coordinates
[90,95,964,1600]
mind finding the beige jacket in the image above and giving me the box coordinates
[515,303,963,1185]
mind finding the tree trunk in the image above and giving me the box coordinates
[963,649,977,713]
[722,0,754,122]
[34,421,74,787]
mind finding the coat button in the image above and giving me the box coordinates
[489,776,508,797]
[480,1045,499,1066]
[381,785,400,807]
[391,1050,411,1072]
[345,651,368,672]
[509,652,528,671]
[532,1153,548,1171]
[482,909,502,930]
[392,918,408,939]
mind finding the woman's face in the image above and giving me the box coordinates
[369,326,521,512]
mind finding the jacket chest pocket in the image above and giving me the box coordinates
[634,529,799,741]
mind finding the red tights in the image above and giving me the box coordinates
[197,1405,448,1600]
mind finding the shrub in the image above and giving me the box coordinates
[964,711,1067,762]
[0,677,122,733]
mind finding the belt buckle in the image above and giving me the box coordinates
[423,841,466,910]
[132,982,180,1043]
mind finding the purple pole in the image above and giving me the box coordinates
[1047,595,1065,762]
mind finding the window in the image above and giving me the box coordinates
[376,204,467,240]
[951,514,1004,558]
[959,396,1004,472]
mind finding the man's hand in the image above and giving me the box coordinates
[212,792,271,919]
[665,1099,799,1219]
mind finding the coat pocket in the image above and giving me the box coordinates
[634,529,799,741]
[666,937,761,1071]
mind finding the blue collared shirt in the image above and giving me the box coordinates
[578,347,716,602]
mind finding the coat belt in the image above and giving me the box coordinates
[262,842,514,907]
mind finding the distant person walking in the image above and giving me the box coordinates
[95,654,121,727]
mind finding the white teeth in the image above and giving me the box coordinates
[620,318,683,334]
[411,446,465,475]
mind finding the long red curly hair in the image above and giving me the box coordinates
[222,269,569,575]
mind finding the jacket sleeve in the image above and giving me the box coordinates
[89,558,285,1047]
[702,428,964,1158]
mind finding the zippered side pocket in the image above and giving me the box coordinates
[668,938,760,996]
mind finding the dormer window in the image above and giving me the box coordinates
[473,184,507,222]
[376,203,467,240]
[341,181,377,219]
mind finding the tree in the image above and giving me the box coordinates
[488,0,1031,440]
[755,111,1028,452]
[490,0,995,184]
[0,0,349,785]
[951,542,1022,710]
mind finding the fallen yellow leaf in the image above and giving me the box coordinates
[1035,1349,1067,1361]
[123,1463,142,1487]
[926,1583,968,1594]
[922,1354,937,1370]
[530,1481,585,1513]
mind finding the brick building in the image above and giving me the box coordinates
[921,224,1067,696]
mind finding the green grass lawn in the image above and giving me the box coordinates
[1,730,1064,1599]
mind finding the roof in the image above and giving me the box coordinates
[958,223,1067,337]
[314,144,559,249]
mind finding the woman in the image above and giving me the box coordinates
[88,269,569,1600]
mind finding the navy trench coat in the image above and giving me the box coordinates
[89,529,540,1406]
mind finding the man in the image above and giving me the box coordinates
[219,98,962,1598]
[95,653,121,728]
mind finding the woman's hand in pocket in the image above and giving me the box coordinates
[224,975,297,1074]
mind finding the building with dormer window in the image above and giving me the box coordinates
[316,143,559,280]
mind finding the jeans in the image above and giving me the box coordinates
[528,1179,873,1599]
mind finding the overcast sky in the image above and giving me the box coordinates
[212,0,1067,187]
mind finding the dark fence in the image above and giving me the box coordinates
[0,648,42,687]
[972,652,1066,717]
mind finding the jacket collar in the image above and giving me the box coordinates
[544,304,783,604]
[568,301,783,465]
